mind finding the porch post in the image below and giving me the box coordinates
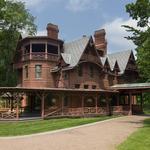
[61,93,64,116]
[95,94,98,114]
[16,98,19,120]
[117,94,119,106]
[82,94,84,116]
[140,93,143,113]
[41,93,45,119]
[129,92,132,115]
[106,93,111,116]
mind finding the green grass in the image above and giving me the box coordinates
[117,118,150,150]
[0,116,115,136]
[143,105,150,115]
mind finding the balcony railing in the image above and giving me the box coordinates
[22,53,59,62]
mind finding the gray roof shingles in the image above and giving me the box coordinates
[62,36,132,74]
[63,36,90,68]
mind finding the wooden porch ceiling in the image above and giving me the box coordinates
[111,83,150,93]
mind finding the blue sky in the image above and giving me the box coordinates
[19,0,137,53]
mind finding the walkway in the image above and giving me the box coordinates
[0,115,149,150]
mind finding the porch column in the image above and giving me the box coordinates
[140,93,143,113]
[16,98,19,120]
[29,42,32,60]
[45,42,48,59]
[129,92,132,115]
[106,93,111,116]
[82,94,84,115]
[41,93,45,119]
[95,95,98,114]
[61,94,64,116]
[117,94,119,106]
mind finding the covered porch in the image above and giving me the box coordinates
[0,83,149,120]
[111,83,150,115]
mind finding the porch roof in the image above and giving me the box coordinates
[111,83,150,91]
[0,87,117,94]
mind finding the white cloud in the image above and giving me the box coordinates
[36,30,47,36]
[66,0,99,12]
[18,0,101,12]
[101,18,137,53]
[17,0,43,7]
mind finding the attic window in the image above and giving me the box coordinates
[32,44,45,52]
[47,44,58,54]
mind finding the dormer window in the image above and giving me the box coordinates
[32,44,45,52]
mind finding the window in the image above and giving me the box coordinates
[90,65,94,78]
[47,44,58,54]
[35,65,42,78]
[92,85,96,89]
[75,84,80,89]
[84,84,89,89]
[24,66,28,78]
[78,65,83,76]
[32,44,45,52]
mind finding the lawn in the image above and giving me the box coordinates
[0,116,115,136]
[143,105,150,115]
[117,118,150,150]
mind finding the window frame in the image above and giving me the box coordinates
[35,64,42,79]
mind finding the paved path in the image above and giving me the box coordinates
[0,115,149,150]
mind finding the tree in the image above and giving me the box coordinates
[0,0,36,86]
[124,0,150,82]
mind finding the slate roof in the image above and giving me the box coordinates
[63,36,90,68]
[102,50,132,74]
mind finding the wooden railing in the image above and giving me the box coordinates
[22,53,59,62]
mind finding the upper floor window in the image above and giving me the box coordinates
[32,44,45,52]
[75,84,80,89]
[24,65,28,78]
[35,65,42,79]
[92,85,96,89]
[78,65,83,77]
[47,44,58,54]
[84,84,89,89]
[90,65,94,78]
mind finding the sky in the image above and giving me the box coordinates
[18,0,137,53]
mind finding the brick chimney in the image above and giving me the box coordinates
[46,23,59,39]
[94,29,107,56]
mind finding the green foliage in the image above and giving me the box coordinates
[0,0,36,86]
[124,0,150,82]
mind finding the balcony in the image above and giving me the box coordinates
[22,52,59,62]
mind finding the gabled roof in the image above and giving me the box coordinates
[62,36,90,68]
[106,50,132,74]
